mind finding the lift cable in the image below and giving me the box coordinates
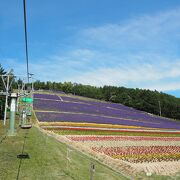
[23,0,30,83]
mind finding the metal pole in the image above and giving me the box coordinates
[32,79,34,92]
[18,84,20,94]
[66,147,69,171]
[90,163,95,180]
[66,147,73,172]
[158,100,161,116]
[22,110,27,126]
[4,75,9,125]
[8,93,17,136]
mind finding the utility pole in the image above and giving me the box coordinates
[1,73,14,125]
[29,73,34,92]
[158,100,162,116]
[4,75,9,125]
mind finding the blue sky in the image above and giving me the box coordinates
[0,0,180,97]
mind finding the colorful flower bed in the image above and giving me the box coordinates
[33,92,180,174]
[65,135,180,163]
[67,135,180,142]
[92,146,180,163]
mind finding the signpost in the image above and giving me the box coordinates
[21,97,33,103]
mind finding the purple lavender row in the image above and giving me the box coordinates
[36,112,180,130]
[61,96,140,113]
[33,93,60,100]
[34,93,141,113]
[33,99,180,126]
[33,93,180,127]
[46,90,65,94]
[32,94,155,122]
[33,99,159,122]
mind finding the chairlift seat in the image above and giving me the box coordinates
[20,124,32,129]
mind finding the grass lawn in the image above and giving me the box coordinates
[0,120,127,180]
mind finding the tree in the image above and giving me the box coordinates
[0,64,6,90]
[0,64,6,118]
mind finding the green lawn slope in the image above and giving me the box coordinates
[0,121,126,180]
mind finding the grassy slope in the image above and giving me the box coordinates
[0,121,126,180]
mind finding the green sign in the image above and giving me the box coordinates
[21,97,33,103]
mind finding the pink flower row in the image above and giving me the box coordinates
[68,136,180,142]
[92,146,180,156]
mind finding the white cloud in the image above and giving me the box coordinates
[145,82,180,91]
[3,8,180,92]
[66,60,180,90]
[81,8,180,51]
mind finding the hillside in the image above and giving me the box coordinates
[33,92,180,130]
[33,81,180,120]
[33,91,180,177]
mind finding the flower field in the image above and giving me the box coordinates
[67,135,180,141]
[33,92,180,176]
[62,135,180,175]
[33,92,180,130]
[92,146,180,163]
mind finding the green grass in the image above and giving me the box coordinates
[54,129,180,137]
[0,121,127,180]
[1,119,179,180]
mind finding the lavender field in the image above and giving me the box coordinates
[33,93,180,130]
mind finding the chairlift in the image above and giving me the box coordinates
[18,78,34,130]
[20,107,32,129]
[19,100,33,129]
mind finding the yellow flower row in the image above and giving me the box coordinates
[38,121,156,130]
[112,153,180,163]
